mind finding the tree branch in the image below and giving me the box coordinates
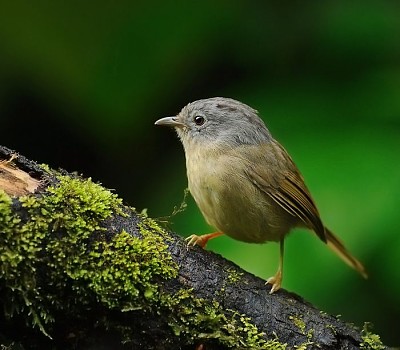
[0,145,387,350]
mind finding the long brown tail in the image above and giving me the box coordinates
[324,227,368,279]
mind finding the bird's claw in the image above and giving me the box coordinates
[185,234,205,250]
[266,271,282,294]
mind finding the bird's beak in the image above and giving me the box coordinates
[154,116,184,128]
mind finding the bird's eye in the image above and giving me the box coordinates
[194,115,205,126]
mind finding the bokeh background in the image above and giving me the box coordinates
[1,1,399,346]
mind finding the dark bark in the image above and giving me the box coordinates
[0,145,387,350]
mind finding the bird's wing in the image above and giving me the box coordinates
[244,141,326,242]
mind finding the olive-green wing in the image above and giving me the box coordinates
[246,141,326,242]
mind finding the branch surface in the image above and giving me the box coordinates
[0,145,387,350]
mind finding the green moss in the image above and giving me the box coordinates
[225,267,244,284]
[289,315,306,334]
[39,163,52,174]
[325,323,337,335]
[1,175,288,348]
[360,323,385,350]
[0,176,177,337]
[289,315,315,350]
[293,329,314,350]
[166,294,287,349]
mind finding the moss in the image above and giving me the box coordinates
[165,294,287,349]
[289,315,315,350]
[293,329,314,350]
[225,267,244,284]
[1,175,288,348]
[289,315,306,334]
[39,163,52,174]
[0,176,177,337]
[360,323,385,350]
[324,323,337,340]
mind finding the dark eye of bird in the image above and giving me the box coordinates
[194,115,205,126]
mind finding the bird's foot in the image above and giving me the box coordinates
[185,232,223,250]
[185,234,207,249]
[266,270,282,294]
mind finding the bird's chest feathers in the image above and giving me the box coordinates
[185,147,253,237]
[184,144,289,243]
[186,148,225,213]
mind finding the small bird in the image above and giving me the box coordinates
[155,97,367,293]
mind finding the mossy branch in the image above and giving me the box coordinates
[0,145,388,350]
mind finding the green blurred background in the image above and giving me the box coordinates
[1,1,399,346]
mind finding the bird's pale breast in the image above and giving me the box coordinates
[185,144,295,243]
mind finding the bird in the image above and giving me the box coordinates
[155,97,367,293]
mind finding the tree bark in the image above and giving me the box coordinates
[0,145,387,350]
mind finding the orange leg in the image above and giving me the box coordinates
[185,232,224,249]
[266,238,284,294]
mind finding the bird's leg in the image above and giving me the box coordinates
[266,238,285,294]
[185,232,224,249]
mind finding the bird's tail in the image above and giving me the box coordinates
[324,227,368,279]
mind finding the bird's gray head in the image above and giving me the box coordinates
[155,97,272,150]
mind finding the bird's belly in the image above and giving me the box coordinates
[187,160,294,243]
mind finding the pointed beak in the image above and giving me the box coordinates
[154,116,184,128]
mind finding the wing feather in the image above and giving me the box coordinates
[246,141,326,242]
